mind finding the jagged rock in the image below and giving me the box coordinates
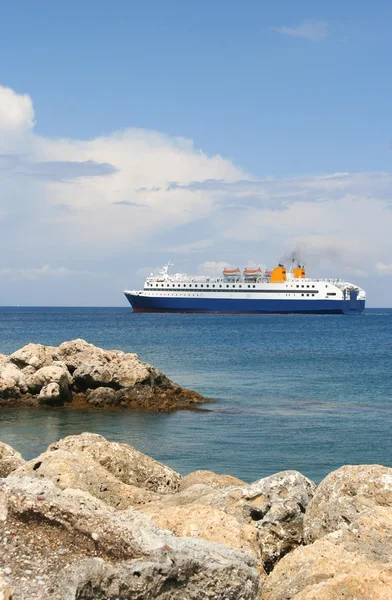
[138,470,315,571]
[142,503,262,561]
[261,506,392,599]
[86,387,118,407]
[0,363,27,399]
[26,363,71,393]
[58,339,120,373]
[1,475,261,600]
[304,464,392,543]
[0,443,25,478]
[179,470,246,492]
[11,449,160,508]
[0,574,14,600]
[60,547,261,600]
[10,343,58,369]
[47,433,182,494]
[38,382,63,405]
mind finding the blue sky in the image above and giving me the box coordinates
[0,1,391,305]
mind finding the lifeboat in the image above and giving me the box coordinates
[244,268,262,280]
[244,268,261,275]
[223,268,241,279]
[223,268,240,275]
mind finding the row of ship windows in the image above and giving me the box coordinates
[147,292,319,297]
[147,283,318,289]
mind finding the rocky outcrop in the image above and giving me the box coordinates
[304,464,392,543]
[0,443,25,478]
[0,339,207,411]
[47,432,182,494]
[1,434,391,600]
[0,471,261,599]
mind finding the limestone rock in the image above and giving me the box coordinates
[0,363,27,399]
[10,343,58,369]
[60,547,261,600]
[138,470,315,572]
[2,475,261,600]
[202,470,315,570]
[47,432,182,494]
[38,382,63,405]
[179,470,246,492]
[26,364,71,394]
[11,449,160,508]
[291,565,392,600]
[143,503,261,561]
[0,442,25,478]
[0,339,206,411]
[304,464,392,543]
[58,339,119,372]
[261,504,392,600]
[86,386,118,407]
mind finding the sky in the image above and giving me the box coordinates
[0,0,391,306]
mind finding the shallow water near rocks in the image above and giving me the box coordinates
[0,307,391,483]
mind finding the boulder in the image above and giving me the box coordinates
[60,546,261,600]
[86,386,118,407]
[261,539,392,600]
[304,464,392,543]
[57,339,119,373]
[38,382,63,405]
[143,503,261,561]
[0,363,27,399]
[26,364,71,394]
[261,504,392,600]
[47,433,182,494]
[11,449,160,508]
[10,343,58,369]
[0,443,25,478]
[1,475,261,600]
[139,470,315,572]
[179,470,246,492]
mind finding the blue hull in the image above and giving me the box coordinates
[125,293,365,315]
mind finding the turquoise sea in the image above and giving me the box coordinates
[0,307,391,484]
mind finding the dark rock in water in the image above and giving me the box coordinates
[0,339,208,412]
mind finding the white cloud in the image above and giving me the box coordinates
[274,19,328,42]
[375,262,392,275]
[1,84,392,304]
[198,261,234,276]
[0,85,35,133]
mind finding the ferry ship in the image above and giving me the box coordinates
[124,261,366,314]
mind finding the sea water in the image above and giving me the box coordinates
[0,307,391,484]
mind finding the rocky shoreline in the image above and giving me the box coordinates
[0,340,208,412]
[0,433,391,599]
